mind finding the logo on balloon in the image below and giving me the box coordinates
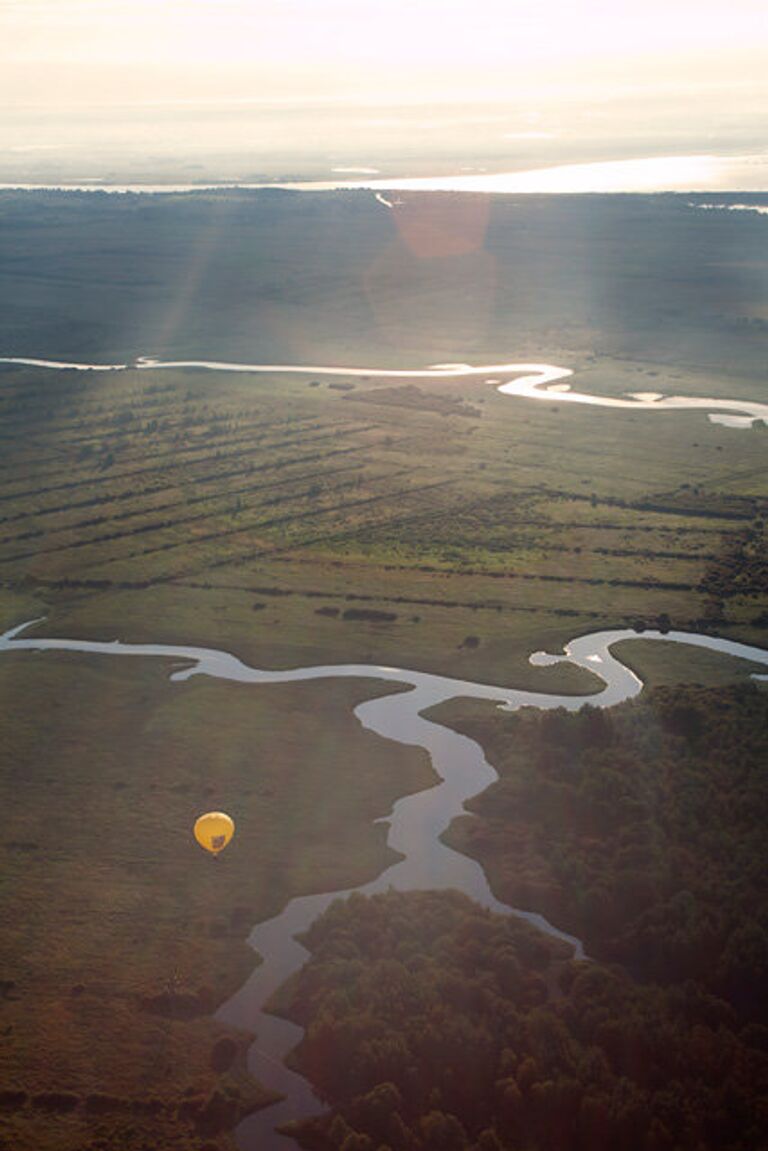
[194,812,235,857]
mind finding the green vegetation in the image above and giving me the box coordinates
[268,676,768,1150]
[1,190,767,1148]
[434,681,768,1013]
[0,653,434,1150]
[277,889,768,1150]
[0,349,765,692]
[610,637,768,687]
[1,191,766,685]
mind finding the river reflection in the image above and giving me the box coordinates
[2,151,767,194]
[1,621,767,1148]
[1,356,766,427]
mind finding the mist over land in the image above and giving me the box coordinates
[2,95,767,190]
[2,3,768,1147]
[2,0,766,190]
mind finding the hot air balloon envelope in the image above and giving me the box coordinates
[194,811,235,856]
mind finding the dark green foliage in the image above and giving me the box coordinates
[33,1092,79,1113]
[283,891,768,1151]
[447,683,768,1016]
[210,1037,239,1073]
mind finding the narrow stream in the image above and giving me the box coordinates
[1,356,766,426]
[2,621,767,1147]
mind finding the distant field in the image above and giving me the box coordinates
[1,190,765,679]
[1,190,767,379]
[0,357,765,688]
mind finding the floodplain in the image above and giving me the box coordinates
[1,189,767,1151]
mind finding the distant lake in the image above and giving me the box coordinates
[345,153,768,195]
[2,152,766,195]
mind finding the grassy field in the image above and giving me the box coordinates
[0,357,765,694]
[0,357,764,1146]
[608,636,768,686]
[1,191,765,682]
[0,646,434,1151]
[1,190,766,1149]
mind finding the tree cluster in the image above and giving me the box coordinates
[450,682,768,1018]
[281,890,768,1151]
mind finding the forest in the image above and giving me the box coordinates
[439,681,768,1019]
[262,680,768,1150]
[278,889,768,1151]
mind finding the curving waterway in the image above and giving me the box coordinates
[2,619,767,1147]
[1,355,767,427]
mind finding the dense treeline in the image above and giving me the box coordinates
[443,682,768,1017]
[701,522,768,601]
[281,890,768,1151]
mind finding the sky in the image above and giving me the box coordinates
[1,0,766,181]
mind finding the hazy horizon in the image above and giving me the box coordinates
[2,0,766,189]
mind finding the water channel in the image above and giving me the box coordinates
[1,356,767,427]
[2,348,767,1143]
[2,620,767,1148]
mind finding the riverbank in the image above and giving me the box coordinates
[2,619,767,1149]
[434,674,768,988]
[0,638,435,1151]
[3,354,766,425]
[277,886,768,1151]
[1,353,766,703]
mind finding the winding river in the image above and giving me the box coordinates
[2,348,767,1143]
[2,619,767,1148]
[1,356,767,427]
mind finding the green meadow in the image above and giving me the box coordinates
[0,355,765,689]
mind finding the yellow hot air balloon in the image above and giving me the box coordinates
[194,811,235,858]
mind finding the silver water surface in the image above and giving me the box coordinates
[1,356,766,426]
[2,621,767,1147]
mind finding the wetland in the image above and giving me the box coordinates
[1,188,767,1150]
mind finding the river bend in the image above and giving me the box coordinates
[1,621,767,1147]
[1,357,766,427]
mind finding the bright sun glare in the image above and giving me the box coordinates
[2,0,767,104]
[0,0,766,188]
